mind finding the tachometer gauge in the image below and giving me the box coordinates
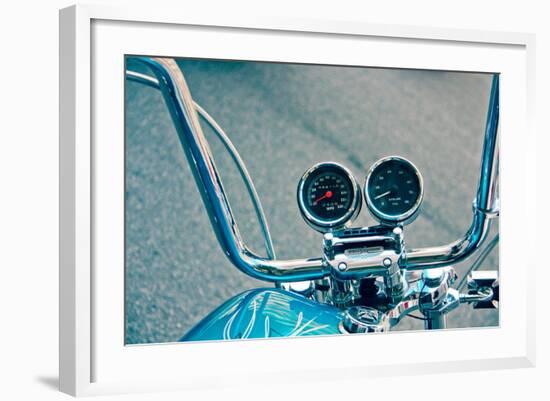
[364,156,423,225]
[297,162,362,232]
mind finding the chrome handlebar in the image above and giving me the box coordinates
[128,57,499,282]
[404,76,499,269]
[132,57,329,281]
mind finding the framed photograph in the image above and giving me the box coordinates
[59,4,535,396]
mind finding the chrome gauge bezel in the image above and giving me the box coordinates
[297,162,362,233]
[364,156,424,225]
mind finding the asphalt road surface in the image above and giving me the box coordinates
[125,57,499,344]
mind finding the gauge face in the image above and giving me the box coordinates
[306,171,352,220]
[365,156,423,224]
[297,163,361,232]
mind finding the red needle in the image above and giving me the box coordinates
[314,190,333,205]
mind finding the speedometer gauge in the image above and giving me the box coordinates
[297,162,362,232]
[365,156,424,225]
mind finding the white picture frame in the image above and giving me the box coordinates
[59,4,536,397]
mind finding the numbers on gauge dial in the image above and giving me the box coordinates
[368,159,421,217]
[306,172,352,220]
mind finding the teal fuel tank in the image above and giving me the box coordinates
[181,288,345,341]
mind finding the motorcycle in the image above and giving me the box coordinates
[125,57,499,341]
